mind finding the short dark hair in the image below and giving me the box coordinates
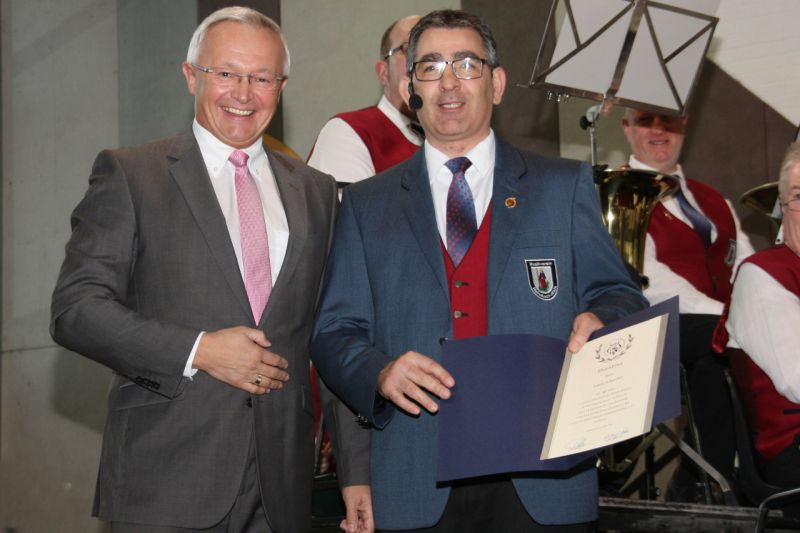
[379,19,397,58]
[406,9,499,74]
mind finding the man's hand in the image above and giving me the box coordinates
[340,485,374,533]
[377,351,454,415]
[567,312,604,353]
[194,326,288,394]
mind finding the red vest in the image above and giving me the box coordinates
[648,178,737,301]
[717,245,800,460]
[336,106,420,173]
[442,207,493,340]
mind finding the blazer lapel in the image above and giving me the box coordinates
[260,150,308,327]
[488,139,529,306]
[167,132,253,322]
[399,151,449,299]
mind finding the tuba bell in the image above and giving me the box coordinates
[595,168,679,285]
[739,181,781,241]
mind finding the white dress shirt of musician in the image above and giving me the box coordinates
[622,109,755,314]
[725,144,800,403]
[308,15,423,184]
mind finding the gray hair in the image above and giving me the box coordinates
[186,6,291,76]
[779,141,800,197]
[406,9,499,75]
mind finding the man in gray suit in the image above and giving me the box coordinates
[51,7,365,533]
[312,9,647,533]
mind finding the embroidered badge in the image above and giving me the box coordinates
[725,239,737,267]
[526,259,558,300]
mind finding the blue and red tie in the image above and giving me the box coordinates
[445,157,476,267]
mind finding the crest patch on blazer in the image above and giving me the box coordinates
[526,259,558,300]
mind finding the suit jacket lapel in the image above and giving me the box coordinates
[400,151,449,299]
[488,139,529,306]
[261,150,307,327]
[167,132,253,322]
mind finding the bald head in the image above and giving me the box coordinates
[377,15,421,116]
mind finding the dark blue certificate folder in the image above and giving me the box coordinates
[436,297,679,482]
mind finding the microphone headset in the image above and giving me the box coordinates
[407,81,423,111]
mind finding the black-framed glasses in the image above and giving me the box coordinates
[190,63,286,92]
[781,196,800,212]
[383,42,408,60]
[412,57,487,82]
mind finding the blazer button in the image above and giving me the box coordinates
[246,397,253,408]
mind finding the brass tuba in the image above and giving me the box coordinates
[595,168,679,284]
[739,181,781,241]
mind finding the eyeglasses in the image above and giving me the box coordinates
[412,57,487,82]
[781,196,800,212]
[190,63,286,92]
[383,42,408,60]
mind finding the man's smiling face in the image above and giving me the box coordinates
[183,20,287,148]
[622,109,687,173]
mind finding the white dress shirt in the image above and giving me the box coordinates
[308,95,423,184]
[726,261,800,403]
[426,131,496,247]
[184,120,289,375]
[630,156,756,314]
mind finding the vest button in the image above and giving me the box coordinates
[453,310,463,319]
[246,397,253,408]
[454,280,464,288]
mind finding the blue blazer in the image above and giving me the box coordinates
[312,138,647,529]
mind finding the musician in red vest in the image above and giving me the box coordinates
[715,141,800,488]
[307,15,423,187]
[622,108,756,498]
[312,10,646,532]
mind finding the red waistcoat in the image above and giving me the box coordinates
[442,207,493,340]
[336,106,419,173]
[648,178,737,301]
[720,245,800,460]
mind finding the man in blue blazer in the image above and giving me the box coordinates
[312,10,647,533]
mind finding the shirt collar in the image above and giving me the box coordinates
[192,119,267,174]
[425,130,495,182]
[377,95,423,145]
[628,155,686,187]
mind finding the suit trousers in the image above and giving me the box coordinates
[380,478,595,533]
[112,432,272,533]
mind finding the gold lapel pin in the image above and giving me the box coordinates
[505,197,517,208]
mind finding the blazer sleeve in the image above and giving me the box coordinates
[312,171,372,486]
[570,163,649,322]
[50,149,198,398]
[311,188,395,429]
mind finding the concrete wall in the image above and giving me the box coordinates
[1,1,194,531]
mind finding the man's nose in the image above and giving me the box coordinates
[439,64,461,90]
[231,74,253,101]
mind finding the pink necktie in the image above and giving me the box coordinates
[229,150,272,323]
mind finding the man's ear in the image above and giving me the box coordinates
[491,66,507,105]
[182,62,197,95]
[399,75,412,106]
[375,60,389,89]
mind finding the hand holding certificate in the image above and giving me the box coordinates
[436,297,680,483]
[541,313,668,459]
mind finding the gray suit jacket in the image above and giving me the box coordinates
[51,130,366,532]
[312,138,647,529]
